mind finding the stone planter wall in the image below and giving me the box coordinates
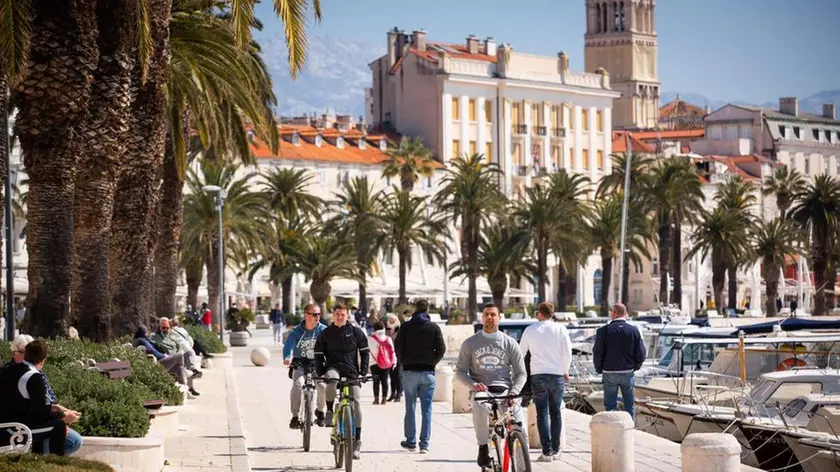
[149,406,180,436]
[229,331,249,347]
[75,433,164,472]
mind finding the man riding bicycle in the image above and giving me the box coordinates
[283,303,327,429]
[314,302,370,460]
[456,303,527,468]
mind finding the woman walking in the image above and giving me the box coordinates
[369,321,396,404]
[385,314,403,402]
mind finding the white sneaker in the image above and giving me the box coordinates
[537,454,553,462]
[553,451,563,460]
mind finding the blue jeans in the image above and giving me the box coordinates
[602,372,635,419]
[531,374,565,455]
[402,370,435,449]
[65,428,83,455]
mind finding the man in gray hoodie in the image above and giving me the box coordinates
[456,303,527,468]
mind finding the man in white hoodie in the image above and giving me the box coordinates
[519,302,572,462]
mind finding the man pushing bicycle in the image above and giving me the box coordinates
[283,303,328,430]
[314,302,370,459]
[456,303,528,468]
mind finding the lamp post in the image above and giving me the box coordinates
[202,185,227,343]
[616,133,633,305]
[3,91,14,341]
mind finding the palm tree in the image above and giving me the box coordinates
[751,218,800,317]
[263,168,323,219]
[181,159,265,330]
[514,184,567,304]
[16,0,99,337]
[716,176,757,310]
[451,221,534,311]
[434,154,504,318]
[644,157,704,308]
[327,176,385,317]
[382,137,437,192]
[381,189,446,305]
[290,234,356,317]
[687,207,751,315]
[248,216,311,314]
[789,174,840,316]
[547,171,591,310]
[763,166,806,220]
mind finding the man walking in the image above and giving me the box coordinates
[519,302,572,462]
[593,303,646,419]
[270,303,285,345]
[394,299,446,453]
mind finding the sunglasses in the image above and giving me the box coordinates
[304,312,320,316]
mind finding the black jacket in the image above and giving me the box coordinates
[593,319,646,374]
[314,323,370,377]
[394,313,446,371]
[0,362,61,426]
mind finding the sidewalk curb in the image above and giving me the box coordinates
[225,361,251,472]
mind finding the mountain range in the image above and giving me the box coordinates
[263,35,839,118]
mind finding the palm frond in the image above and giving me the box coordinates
[0,0,32,84]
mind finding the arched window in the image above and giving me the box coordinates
[595,3,602,33]
[602,3,608,34]
[613,2,619,31]
[593,269,603,304]
[619,2,625,31]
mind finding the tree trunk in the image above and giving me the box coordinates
[358,270,368,317]
[600,252,613,317]
[727,265,738,311]
[536,246,547,303]
[398,246,408,305]
[110,0,172,336]
[281,275,292,314]
[310,280,331,321]
[658,215,671,307]
[17,0,99,338]
[622,258,630,307]
[205,241,222,331]
[556,263,567,310]
[673,222,682,309]
[467,224,479,322]
[812,239,829,316]
[0,78,8,306]
[712,261,726,316]
[72,0,136,341]
[489,273,507,312]
[825,254,838,310]
[401,170,414,193]
[185,258,202,310]
[763,260,779,318]
[153,131,185,318]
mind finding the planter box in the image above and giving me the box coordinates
[75,432,164,472]
[149,406,180,436]
[229,331,249,347]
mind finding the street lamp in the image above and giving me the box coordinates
[202,185,227,343]
[616,133,633,305]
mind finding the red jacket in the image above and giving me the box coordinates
[202,309,212,326]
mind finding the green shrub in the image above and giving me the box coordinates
[447,309,470,325]
[284,312,302,327]
[185,325,226,353]
[393,304,413,317]
[227,307,255,331]
[0,453,115,472]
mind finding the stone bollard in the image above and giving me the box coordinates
[527,400,568,451]
[452,378,472,413]
[681,433,740,472]
[434,365,454,403]
[590,411,635,472]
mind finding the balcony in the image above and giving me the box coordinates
[537,166,548,177]
[513,124,527,135]
[517,165,529,176]
[536,126,547,136]
[552,127,566,138]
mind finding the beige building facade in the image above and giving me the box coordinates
[584,0,660,130]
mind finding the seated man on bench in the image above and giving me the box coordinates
[134,326,201,398]
[0,340,83,455]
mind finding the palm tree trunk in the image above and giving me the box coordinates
[712,261,726,316]
[206,242,220,330]
[490,274,507,311]
[673,222,682,309]
[600,252,613,317]
[185,258,202,310]
[72,1,136,341]
[813,240,829,316]
[358,270,368,317]
[467,228,479,322]
[556,263,567,310]
[658,215,671,306]
[281,275,292,314]
[401,170,414,193]
[17,0,99,338]
[727,265,738,311]
[621,258,630,306]
[154,130,185,318]
[310,280,330,320]
[0,78,8,296]
[763,260,779,317]
[398,246,408,305]
[110,0,173,336]
[537,246,547,303]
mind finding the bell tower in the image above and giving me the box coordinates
[584,0,660,130]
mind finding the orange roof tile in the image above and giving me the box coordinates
[390,42,497,74]
[612,131,655,153]
[659,98,706,119]
[632,129,705,140]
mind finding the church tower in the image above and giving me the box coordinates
[584,0,660,130]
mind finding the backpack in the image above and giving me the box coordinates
[373,336,394,369]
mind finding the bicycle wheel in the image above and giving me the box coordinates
[302,393,312,452]
[343,406,355,472]
[507,428,531,472]
[333,408,344,468]
[490,435,504,472]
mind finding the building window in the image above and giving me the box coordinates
[596,110,603,132]
[511,102,522,126]
[452,139,460,158]
[531,103,541,127]
[485,101,492,123]
[740,126,752,139]
[613,2,619,31]
[452,97,460,120]
[513,143,522,166]
[485,142,493,162]
[582,149,590,169]
[552,145,561,168]
[469,99,476,122]
[813,129,820,141]
[569,107,575,130]
[778,125,786,139]
[596,150,604,169]
[651,258,659,276]
[827,131,834,144]
[793,126,802,139]
[550,105,561,130]
[804,156,810,175]
[619,2,626,31]
[581,109,589,131]
[469,141,477,156]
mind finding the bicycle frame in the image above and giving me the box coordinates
[477,393,529,472]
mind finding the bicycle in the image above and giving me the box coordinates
[291,360,319,452]
[476,392,532,472]
[313,375,373,472]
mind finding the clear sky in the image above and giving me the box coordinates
[255,0,839,104]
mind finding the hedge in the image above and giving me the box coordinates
[185,325,226,354]
[0,338,184,438]
[0,454,114,472]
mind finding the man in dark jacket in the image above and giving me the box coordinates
[593,303,646,419]
[394,299,446,453]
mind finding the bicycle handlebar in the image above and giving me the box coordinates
[312,375,375,385]
[475,392,532,404]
